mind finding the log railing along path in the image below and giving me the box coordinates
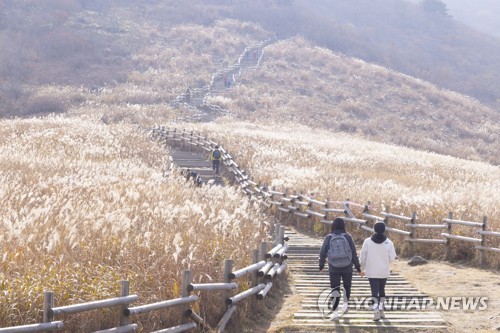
[161,130,448,331]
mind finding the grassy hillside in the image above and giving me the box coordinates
[211,37,500,165]
[0,116,270,329]
[226,0,500,109]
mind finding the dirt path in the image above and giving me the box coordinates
[392,260,500,333]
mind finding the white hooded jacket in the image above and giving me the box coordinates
[360,237,397,278]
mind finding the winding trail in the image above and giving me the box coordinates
[163,137,447,331]
[163,39,448,332]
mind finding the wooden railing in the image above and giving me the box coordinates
[152,127,500,267]
[0,226,288,332]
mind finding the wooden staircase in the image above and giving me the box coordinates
[171,38,276,121]
[169,148,224,186]
[285,228,447,331]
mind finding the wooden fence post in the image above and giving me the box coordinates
[43,291,54,324]
[260,242,267,261]
[223,259,234,309]
[384,205,390,237]
[120,280,130,326]
[408,211,417,257]
[279,225,286,246]
[479,216,488,267]
[274,223,281,247]
[251,249,259,310]
[445,211,453,261]
[181,270,192,324]
[324,199,330,235]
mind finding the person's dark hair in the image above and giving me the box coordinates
[331,217,346,233]
[371,221,387,243]
[374,222,386,234]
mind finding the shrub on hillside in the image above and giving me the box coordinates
[22,96,67,116]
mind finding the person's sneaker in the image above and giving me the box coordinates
[373,309,381,321]
[379,305,385,319]
[330,311,339,321]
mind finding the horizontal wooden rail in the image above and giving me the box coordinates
[294,211,309,218]
[361,225,374,233]
[229,261,266,279]
[93,324,138,333]
[475,246,500,253]
[257,282,273,300]
[258,261,275,277]
[323,208,345,213]
[275,244,289,258]
[226,284,266,305]
[124,296,198,317]
[406,223,447,229]
[343,217,367,225]
[188,283,238,292]
[380,212,413,222]
[266,244,283,258]
[441,233,482,243]
[443,219,483,227]
[305,210,326,218]
[362,213,384,221]
[478,230,500,237]
[150,323,197,333]
[385,226,411,236]
[51,295,138,315]
[0,322,64,333]
[407,238,447,244]
[265,263,281,279]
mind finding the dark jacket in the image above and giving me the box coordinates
[319,231,361,273]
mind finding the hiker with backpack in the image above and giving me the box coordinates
[319,217,361,320]
[211,145,222,175]
[359,221,397,321]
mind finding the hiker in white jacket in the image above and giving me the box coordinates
[359,222,397,321]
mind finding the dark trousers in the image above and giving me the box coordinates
[368,278,387,306]
[212,160,220,174]
[328,271,353,310]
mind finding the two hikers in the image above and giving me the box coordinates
[319,218,396,321]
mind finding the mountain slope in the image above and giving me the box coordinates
[212,37,500,165]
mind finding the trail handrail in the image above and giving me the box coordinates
[152,126,500,268]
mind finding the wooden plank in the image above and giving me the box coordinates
[443,219,483,227]
[441,233,481,243]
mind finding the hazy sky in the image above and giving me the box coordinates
[441,0,500,38]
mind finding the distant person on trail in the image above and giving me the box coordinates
[211,145,222,175]
[319,218,361,320]
[359,221,397,321]
[185,168,202,186]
